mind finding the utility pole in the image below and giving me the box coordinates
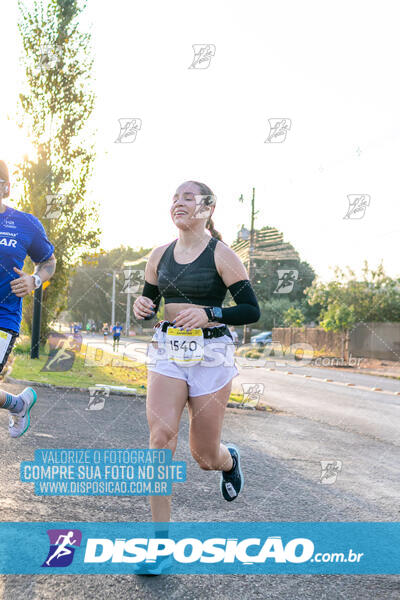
[239,187,258,345]
[125,288,131,337]
[111,270,116,329]
[30,285,43,358]
[121,264,135,337]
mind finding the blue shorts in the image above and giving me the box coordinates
[146,321,239,397]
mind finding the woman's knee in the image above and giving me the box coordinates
[149,427,178,452]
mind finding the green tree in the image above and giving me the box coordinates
[254,297,292,330]
[306,261,400,358]
[68,246,153,327]
[17,0,98,338]
[283,306,305,328]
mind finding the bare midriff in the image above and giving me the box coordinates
[164,302,222,328]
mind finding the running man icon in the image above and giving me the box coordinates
[42,529,82,567]
[46,531,77,566]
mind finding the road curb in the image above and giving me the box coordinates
[227,401,268,411]
[4,375,272,410]
[3,375,146,398]
[309,365,400,380]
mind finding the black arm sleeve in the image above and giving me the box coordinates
[141,281,162,320]
[219,279,260,325]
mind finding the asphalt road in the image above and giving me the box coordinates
[0,363,399,599]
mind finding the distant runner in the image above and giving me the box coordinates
[112,322,123,351]
[102,323,109,342]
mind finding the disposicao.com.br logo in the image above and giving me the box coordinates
[0,521,389,574]
[83,536,362,565]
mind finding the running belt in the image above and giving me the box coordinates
[156,321,232,340]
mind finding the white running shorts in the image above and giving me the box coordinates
[146,321,239,397]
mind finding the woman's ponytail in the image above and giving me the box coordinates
[205,216,223,241]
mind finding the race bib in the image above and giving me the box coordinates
[166,327,204,365]
[0,330,12,364]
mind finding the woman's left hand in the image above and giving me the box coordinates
[172,307,209,329]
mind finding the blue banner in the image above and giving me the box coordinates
[20,449,186,496]
[0,522,398,574]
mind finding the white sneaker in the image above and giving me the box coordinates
[8,387,37,438]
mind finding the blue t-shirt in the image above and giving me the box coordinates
[112,325,123,336]
[0,205,54,333]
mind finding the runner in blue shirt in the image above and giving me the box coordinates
[0,160,56,438]
[112,322,123,351]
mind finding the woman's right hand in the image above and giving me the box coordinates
[133,296,156,320]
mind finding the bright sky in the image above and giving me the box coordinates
[1,0,399,281]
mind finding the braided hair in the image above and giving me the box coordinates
[186,180,225,243]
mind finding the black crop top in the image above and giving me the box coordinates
[156,236,227,306]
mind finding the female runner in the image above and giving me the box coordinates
[133,180,260,538]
